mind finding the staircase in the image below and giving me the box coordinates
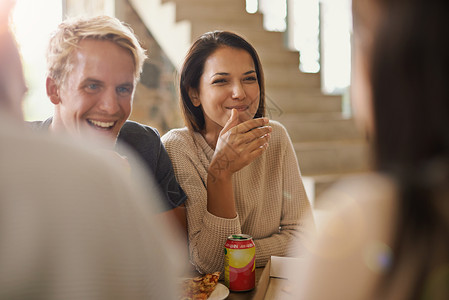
[128,0,371,204]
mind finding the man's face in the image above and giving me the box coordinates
[51,39,135,144]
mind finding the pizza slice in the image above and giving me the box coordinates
[179,272,221,300]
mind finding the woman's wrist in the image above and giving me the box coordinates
[206,169,236,218]
[207,160,233,182]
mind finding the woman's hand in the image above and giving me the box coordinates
[209,108,272,182]
[206,109,271,218]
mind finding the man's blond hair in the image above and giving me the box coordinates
[46,15,147,86]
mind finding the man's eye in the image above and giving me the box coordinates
[84,83,100,93]
[117,86,132,95]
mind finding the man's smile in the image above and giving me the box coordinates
[87,119,116,130]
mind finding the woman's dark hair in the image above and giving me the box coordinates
[179,30,265,132]
[367,0,449,298]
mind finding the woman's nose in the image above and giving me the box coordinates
[231,82,246,100]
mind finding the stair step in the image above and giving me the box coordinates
[162,0,246,8]
[263,65,321,88]
[190,19,267,36]
[264,88,342,114]
[263,63,310,77]
[184,12,288,50]
[175,2,263,23]
[189,22,300,66]
[295,140,371,176]
[274,113,363,142]
[243,31,287,51]
[257,48,300,66]
[265,73,321,88]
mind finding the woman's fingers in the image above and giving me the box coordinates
[246,141,269,160]
[245,132,270,154]
[232,117,269,134]
[238,125,272,144]
[233,134,269,165]
[220,108,240,135]
[227,125,271,148]
[230,131,270,160]
[213,116,271,175]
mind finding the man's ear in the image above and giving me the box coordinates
[46,77,60,104]
[188,88,201,107]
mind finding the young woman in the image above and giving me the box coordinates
[288,0,449,299]
[162,31,314,274]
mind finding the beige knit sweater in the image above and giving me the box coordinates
[162,120,313,274]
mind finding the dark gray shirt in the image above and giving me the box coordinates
[29,118,187,211]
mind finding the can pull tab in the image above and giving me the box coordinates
[232,235,246,239]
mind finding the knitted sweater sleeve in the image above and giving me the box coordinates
[162,130,241,274]
[252,123,315,267]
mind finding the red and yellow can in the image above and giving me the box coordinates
[224,234,256,292]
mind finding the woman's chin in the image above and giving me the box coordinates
[240,109,255,118]
[238,112,256,124]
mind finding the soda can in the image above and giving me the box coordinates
[224,234,256,292]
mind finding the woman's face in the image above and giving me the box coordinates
[351,31,373,135]
[191,46,260,136]
[351,0,381,135]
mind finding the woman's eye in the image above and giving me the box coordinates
[212,78,227,84]
[244,76,257,82]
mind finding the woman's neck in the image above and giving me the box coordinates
[202,130,220,150]
[201,120,224,150]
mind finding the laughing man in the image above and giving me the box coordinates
[29,15,187,232]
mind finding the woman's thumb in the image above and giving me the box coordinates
[221,108,239,134]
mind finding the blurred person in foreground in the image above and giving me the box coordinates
[162,31,314,275]
[0,1,184,298]
[28,15,187,232]
[286,0,449,299]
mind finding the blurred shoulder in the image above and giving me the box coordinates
[290,173,397,299]
[27,117,52,131]
[1,117,141,185]
[318,172,397,211]
[314,172,397,256]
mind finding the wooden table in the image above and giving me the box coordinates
[187,256,300,299]
[184,266,265,300]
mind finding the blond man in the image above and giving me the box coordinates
[29,15,187,231]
